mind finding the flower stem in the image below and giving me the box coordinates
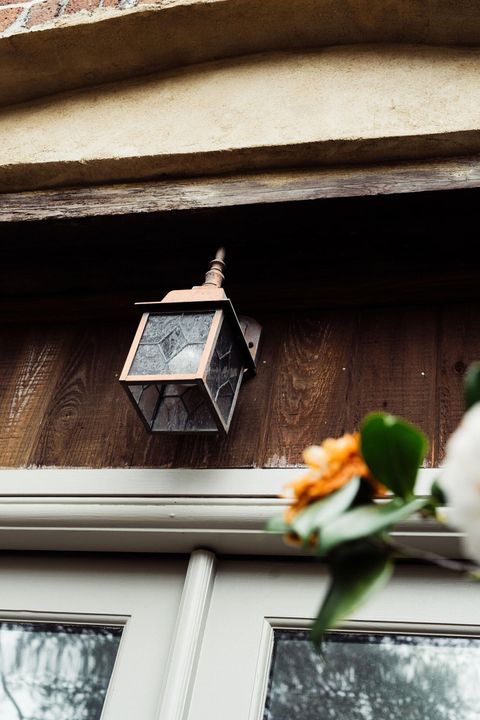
[387,539,477,577]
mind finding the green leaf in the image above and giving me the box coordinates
[310,546,393,648]
[265,513,290,534]
[361,413,428,499]
[430,479,447,506]
[316,496,428,556]
[291,477,361,545]
[464,362,480,410]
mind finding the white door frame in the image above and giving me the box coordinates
[0,553,188,720]
[0,468,459,556]
[0,467,464,720]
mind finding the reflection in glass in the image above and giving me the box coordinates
[152,383,218,432]
[130,312,214,376]
[264,629,480,720]
[128,383,160,427]
[205,316,244,424]
[0,621,122,720]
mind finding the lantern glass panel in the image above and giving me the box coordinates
[130,312,215,376]
[206,315,244,425]
[152,383,218,432]
[128,383,160,427]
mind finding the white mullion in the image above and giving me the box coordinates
[156,549,216,720]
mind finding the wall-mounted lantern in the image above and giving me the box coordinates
[120,248,261,434]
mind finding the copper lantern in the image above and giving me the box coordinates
[120,249,261,434]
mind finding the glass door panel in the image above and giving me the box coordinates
[0,621,122,720]
[188,561,480,720]
[264,629,480,720]
[0,554,187,720]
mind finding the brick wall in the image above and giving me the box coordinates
[0,0,151,36]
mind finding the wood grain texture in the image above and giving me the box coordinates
[261,307,440,467]
[25,322,178,468]
[261,310,357,467]
[345,306,439,467]
[0,326,70,467]
[0,307,478,469]
[2,155,480,222]
[436,304,480,462]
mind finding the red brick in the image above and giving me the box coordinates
[0,6,22,32]
[25,0,59,27]
[62,0,99,14]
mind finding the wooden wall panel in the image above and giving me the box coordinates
[0,325,70,467]
[437,304,480,462]
[346,306,439,467]
[0,303,475,469]
[261,310,357,467]
[24,322,168,468]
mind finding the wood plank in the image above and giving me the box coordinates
[346,306,439,466]
[0,325,70,467]
[436,303,480,463]
[261,310,357,467]
[0,327,31,465]
[2,155,480,222]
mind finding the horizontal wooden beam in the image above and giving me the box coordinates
[2,155,480,223]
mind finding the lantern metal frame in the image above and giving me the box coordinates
[119,250,261,435]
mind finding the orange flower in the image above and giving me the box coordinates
[284,433,386,523]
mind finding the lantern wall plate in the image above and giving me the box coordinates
[119,251,261,435]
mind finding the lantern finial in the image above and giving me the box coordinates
[203,247,225,288]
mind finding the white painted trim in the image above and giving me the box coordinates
[0,495,462,556]
[0,467,437,497]
[0,468,298,497]
[0,611,128,626]
[266,616,480,636]
[248,618,275,720]
[248,615,480,720]
[0,468,457,555]
[157,550,216,720]
[0,554,186,720]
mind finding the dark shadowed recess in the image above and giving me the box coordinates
[1,187,480,322]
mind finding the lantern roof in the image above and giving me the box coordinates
[134,249,259,376]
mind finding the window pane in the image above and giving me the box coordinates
[0,621,122,720]
[264,629,480,720]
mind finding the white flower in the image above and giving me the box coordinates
[439,403,480,563]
